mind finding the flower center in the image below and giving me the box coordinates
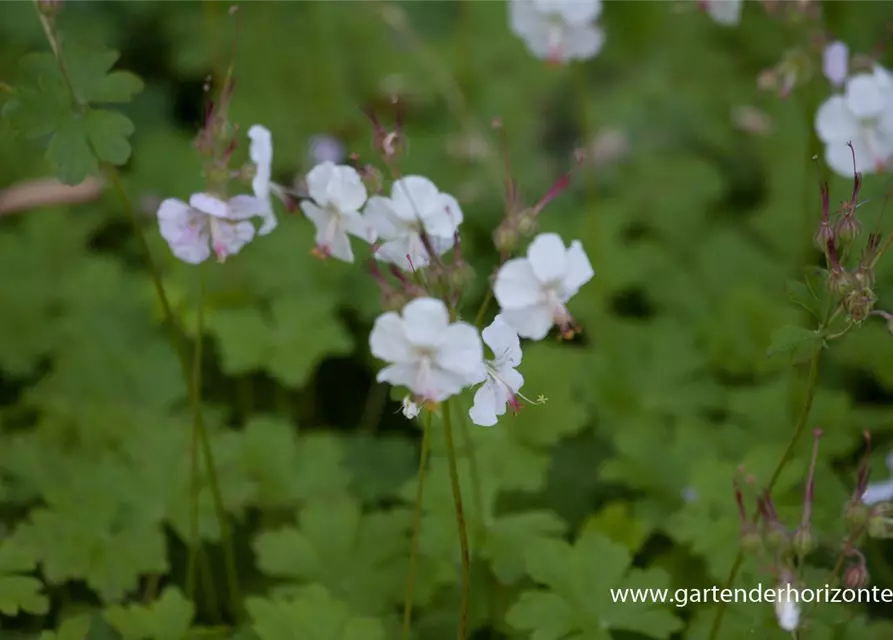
[546,19,566,62]
[208,217,228,262]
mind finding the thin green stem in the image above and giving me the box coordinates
[359,381,389,434]
[443,401,470,640]
[457,411,485,543]
[707,349,822,640]
[473,289,493,328]
[402,411,433,640]
[186,268,205,603]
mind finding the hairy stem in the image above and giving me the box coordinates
[402,411,433,639]
[458,410,485,543]
[708,349,822,640]
[443,401,471,640]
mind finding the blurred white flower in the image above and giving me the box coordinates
[703,0,743,26]
[370,298,485,403]
[860,452,893,504]
[157,193,268,264]
[494,233,594,340]
[509,0,605,64]
[815,64,893,176]
[774,584,800,632]
[469,315,525,427]
[364,175,463,270]
[300,161,376,263]
[309,134,346,165]
[248,124,277,236]
[822,41,849,88]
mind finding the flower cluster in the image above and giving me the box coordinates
[508,0,605,64]
[815,47,893,177]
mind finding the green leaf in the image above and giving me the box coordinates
[87,109,135,164]
[506,529,682,640]
[39,613,94,640]
[766,325,823,360]
[482,511,567,584]
[0,537,49,616]
[252,495,411,615]
[45,116,97,185]
[61,41,144,105]
[246,585,386,640]
[104,587,194,640]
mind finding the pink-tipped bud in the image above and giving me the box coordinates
[844,562,870,589]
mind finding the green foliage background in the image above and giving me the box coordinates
[2,1,893,638]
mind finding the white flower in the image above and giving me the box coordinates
[369,297,485,403]
[822,41,849,88]
[860,452,893,504]
[815,64,893,176]
[364,176,463,270]
[157,193,268,264]
[401,395,421,419]
[703,0,743,26]
[248,124,277,236]
[469,315,525,427]
[300,161,376,263]
[493,233,594,340]
[774,584,800,632]
[509,0,605,64]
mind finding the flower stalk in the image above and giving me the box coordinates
[402,410,433,639]
[443,400,471,640]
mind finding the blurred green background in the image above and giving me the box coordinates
[3,1,893,638]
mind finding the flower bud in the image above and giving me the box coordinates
[827,268,854,298]
[853,266,874,290]
[843,287,877,324]
[813,221,835,254]
[845,501,870,529]
[37,0,63,18]
[792,527,815,557]
[494,221,519,254]
[843,563,870,589]
[358,164,383,195]
[447,261,474,292]
[835,214,861,245]
[517,209,538,236]
[764,522,791,553]
[868,504,893,538]
[740,525,763,554]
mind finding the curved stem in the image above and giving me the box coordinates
[443,400,470,640]
[402,411,433,639]
[708,349,822,640]
[473,289,493,329]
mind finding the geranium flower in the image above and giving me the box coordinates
[509,0,605,64]
[702,0,743,26]
[157,192,269,264]
[469,315,525,427]
[364,176,463,270]
[493,232,594,340]
[300,161,376,263]
[815,64,893,176]
[369,297,485,403]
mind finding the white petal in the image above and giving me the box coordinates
[391,176,440,222]
[212,220,255,260]
[422,192,463,238]
[425,366,473,402]
[501,304,555,341]
[257,209,278,236]
[562,240,594,297]
[375,236,429,269]
[774,589,800,632]
[435,322,486,383]
[402,298,450,348]
[469,382,501,427]
[370,312,414,363]
[248,124,273,201]
[483,315,522,368]
[706,0,743,26]
[494,258,546,309]
[301,201,330,232]
[228,195,270,220]
[534,0,602,25]
[325,228,354,263]
[342,210,377,245]
[500,366,524,393]
[305,161,338,206]
[377,362,421,391]
[189,192,230,219]
[328,165,368,213]
[861,479,893,505]
[157,198,211,264]
[562,23,604,61]
[364,196,406,241]
[815,95,860,143]
[509,0,552,60]
[527,233,568,284]
[822,41,848,88]
[846,73,885,119]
